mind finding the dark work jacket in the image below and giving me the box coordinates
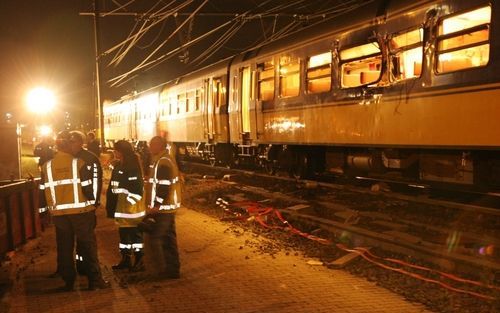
[106,162,144,223]
[76,148,103,207]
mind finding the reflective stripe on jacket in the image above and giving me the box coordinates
[40,151,95,216]
[145,150,181,213]
[76,149,103,206]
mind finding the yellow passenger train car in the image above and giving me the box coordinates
[104,0,500,189]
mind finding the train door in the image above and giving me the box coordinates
[204,78,215,141]
[212,78,223,140]
[240,67,251,139]
[129,101,137,140]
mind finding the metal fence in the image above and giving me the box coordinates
[0,179,43,258]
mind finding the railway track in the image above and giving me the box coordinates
[181,161,500,276]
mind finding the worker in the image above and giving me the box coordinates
[39,130,110,291]
[34,137,54,170]
[86,131,101,157]
[106,140,146,272]
[69,131,103,276]
[142,136,181,279]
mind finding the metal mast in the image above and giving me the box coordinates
[92,0,105,147]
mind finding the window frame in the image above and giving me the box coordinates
[339,41,382,89]
[279,55,301,98]
[257,59,275,101]
[306,51,332,94]
[435,5,491,74]
[388,26,424,83]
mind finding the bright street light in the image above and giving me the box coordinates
[38,125,53,137]
[26,87,56,114]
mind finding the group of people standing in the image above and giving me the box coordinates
[38,131,181,292]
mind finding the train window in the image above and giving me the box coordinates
[213,81,222,108]
[436,6,491,73]
[307,52,332,93]
[340,42,381,88]
[257,60,274,101]
[389,28,423,82]
[195,89,201,111]
[279,56,300,97]
[187,90,195,112]
[177,94,186,114]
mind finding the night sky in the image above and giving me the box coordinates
[0,0,94,127]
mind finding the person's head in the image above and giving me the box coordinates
[87,131,95,141]
[149,136,167,155]
[55,130,71,153]
[69,131,85,155]
[113,140,141,172]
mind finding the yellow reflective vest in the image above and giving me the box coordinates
[145,150,181,213]
[40,151,95,216]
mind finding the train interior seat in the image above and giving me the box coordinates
[439,56,473,73]
[343,73,361,87]
[360,71,381,84]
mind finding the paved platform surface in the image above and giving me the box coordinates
[1,206,431,313]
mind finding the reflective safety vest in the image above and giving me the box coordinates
[39,151,95,216]
[107,164,145,227]
[146,151,181,212]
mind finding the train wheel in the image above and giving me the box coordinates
[289,153,309,179]
[264,160,277,175]
[209,158,216,167]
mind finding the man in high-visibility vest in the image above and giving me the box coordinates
[39,130,110,291]
[143,135,181,279]
[69,131,103,276]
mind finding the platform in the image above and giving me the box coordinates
[1,206,430,313]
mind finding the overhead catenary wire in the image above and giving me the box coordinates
[110,0,209,86]
[109,0,278,85]
[107,0,184,66]
[108,0,377,87]
[103,0,192,58]
[103,0,136,17]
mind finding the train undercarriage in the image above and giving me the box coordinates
[179,142,500,191]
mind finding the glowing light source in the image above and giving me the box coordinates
[26,87,56,114]
[38,125,53,137]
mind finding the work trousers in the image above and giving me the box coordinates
[53,211,102,285]
[149,213,180,276]
[119,227,143,252]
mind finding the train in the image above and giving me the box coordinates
[104,0,500,190]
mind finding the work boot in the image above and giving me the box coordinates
[76,259,87,276]
[130,251,145,272]
[88,278,111,291]
[112,250,132,270]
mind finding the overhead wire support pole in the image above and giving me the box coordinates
[92,0,105,149]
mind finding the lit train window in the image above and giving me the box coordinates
[257,60,275,101]
[340,42,381,88]
[389,28,423,82]
[279,56,300,97]
[212,80,224,108]
[307,52,332,93]
[436,6,491,73]
[177,93,186,114]
[195,89,201,111]
[187,90,195,113]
